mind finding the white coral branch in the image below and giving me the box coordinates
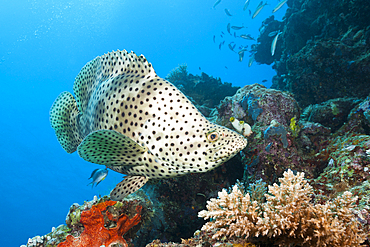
[198,169,366,246]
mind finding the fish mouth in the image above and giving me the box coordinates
[208,138,248,163]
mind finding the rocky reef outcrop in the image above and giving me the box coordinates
[22,193,153,247]
[255,0,370,108]
[23,82,370,246]
[166,64,240,116]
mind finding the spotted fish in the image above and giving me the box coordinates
[50,50,248,201]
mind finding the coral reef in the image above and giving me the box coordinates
[300,98,362,132]
[58,200,142,247]
[254,0,370,108]
[198,170,366,246]
[211,83,300,127]
[24,14,370,243]
[138,155,245,245]
[22,225,70,247]
[135,83,369,246]
[146,231,257,247]
[23,85,370,247]
[166,64,239,116]
[263,120,289,148]
[254,16,285,65]
[22,194,152,247]
[211,83,328,185]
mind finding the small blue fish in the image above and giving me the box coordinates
[243,0,250,11]
[271,31,282,56]
[228,42,236,52]
[272,0,288,13]
[227,23,231,34]
[231,25,245,30]
[252,1,268,19]
[238,51,244,62]
[225,8,232,16]
[212,0,222,9]
[240,34,255,40]
[268,30,279,37]
[248,54,255,67]
[88,168,108,187]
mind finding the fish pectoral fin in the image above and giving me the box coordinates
[110,175,148,201]
[77,129,147,166]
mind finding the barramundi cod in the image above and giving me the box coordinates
[50,50,248,201]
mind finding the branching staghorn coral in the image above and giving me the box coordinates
[198,169,366,246]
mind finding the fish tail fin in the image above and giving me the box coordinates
[50,91,82,153]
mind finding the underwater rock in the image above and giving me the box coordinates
[298,121,331,152]
[264,120,289,148]
[255,0,370,107]
[21,226,69,247]
[306,98,370,242]
[22,195,152,247]
[138,155,245,245]
[210,83,332,186]
[211,83,300,128]
[147,170,368,246]
[348,96,370,130]
[300,97,362,132]
[311,134,370,197]
[309,133,370,243]
[283,39,370,107]
[146,230,257,247]
[26,79,370,247]
[59,200,142,247]
[166,64,239,116]
[332,97,370,137]
[239,93,263,122]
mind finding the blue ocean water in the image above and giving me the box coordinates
[0,0,286,246]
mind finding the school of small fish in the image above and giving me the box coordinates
[212,0,288,64]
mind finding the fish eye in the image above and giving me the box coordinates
[206,130,219,142]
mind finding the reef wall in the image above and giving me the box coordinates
[255,0,370,108]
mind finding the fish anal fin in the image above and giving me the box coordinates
[110,176,148,201]
[77,129,146,166]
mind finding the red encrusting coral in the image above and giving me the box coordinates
[58,200,142,247]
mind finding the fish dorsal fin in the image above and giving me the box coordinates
[110,175,148,200]
[73,49,156,113]
[88,168,100,179]
[77,129,147,166]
